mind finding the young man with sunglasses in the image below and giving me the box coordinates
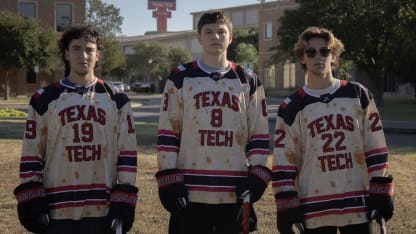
[155,11,271,233]
[272,27,394,234]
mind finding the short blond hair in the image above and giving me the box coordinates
[294,27,344,70]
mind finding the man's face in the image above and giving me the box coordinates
[65,38,99,77]
[301,37,334,77]
[198,23,232,55]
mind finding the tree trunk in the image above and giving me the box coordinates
[3,71,9,101]
[362,66,384,107]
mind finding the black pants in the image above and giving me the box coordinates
[169,202,241,234]
[42,217,117,234]
[305,222,371,234]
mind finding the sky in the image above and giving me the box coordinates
[102,0,265,36]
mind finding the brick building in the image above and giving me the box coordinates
[0,0,86,96]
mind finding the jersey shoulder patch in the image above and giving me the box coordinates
[277,89,307,126]
[346,81,373,109]
[30,81,64,115]
[169,60,204,89]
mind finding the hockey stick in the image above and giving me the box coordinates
[39,213,49,226]
[242,190,251,234]
[371,210,386,234]
[111,219,123,234]
[291,223,304,234]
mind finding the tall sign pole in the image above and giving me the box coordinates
[148,0,176,33]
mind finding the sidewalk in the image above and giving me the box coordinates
[1,95,416,134]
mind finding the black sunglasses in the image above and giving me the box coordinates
[304,48,331,58]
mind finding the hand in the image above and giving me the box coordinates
[367,176,394,221]
[155,168,188,213]
[14,182,49,233]
[108,184,138,232]
[275,191,304,234]
[236,165,272,203]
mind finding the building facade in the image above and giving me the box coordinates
[0,0,86,96]
[257,0,303,95]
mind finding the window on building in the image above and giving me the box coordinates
[283,61,296,89]
[26,70,37,84]
[264,22,272,40]
[56,3,72,32]
[20,2,36,19]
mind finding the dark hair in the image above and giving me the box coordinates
[58,26,103,75]
[197,11,233,34]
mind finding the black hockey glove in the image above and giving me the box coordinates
[275,191,305,234]
[108,184,138,232]
[236,165,272,203]
[367,176,394,222]
[155,168,188,213]
[14,182,49,233]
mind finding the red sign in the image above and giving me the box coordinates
[148,0,176,32]
[148,0,176,10]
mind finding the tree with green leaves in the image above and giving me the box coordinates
[0,11,58,100]
[86,0,123,37]
[234,43,258,69]
[86,0,126,80]
[228,28,258,69]
[273,0,416,105]
[99,36,126,78]
[127,41,192,92]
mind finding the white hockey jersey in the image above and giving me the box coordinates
[157,61,270,204]
[19,78,137,220]
[272,80,389,228]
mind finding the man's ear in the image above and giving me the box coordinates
[96,51,100,62]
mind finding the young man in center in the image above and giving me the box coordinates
[156,11,272,233]
[272,27,394,234]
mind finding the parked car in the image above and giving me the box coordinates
[124,84,131,92]
[108,81,125,92]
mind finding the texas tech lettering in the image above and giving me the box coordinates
[307,114,354,137]
[59,105,107,162]
[199,130,233,147]
[308,114,355,172]
[194,91,239,111]
[59,105,106,125]
[66,145,101,162]
[194,91,239,147]
[318,152,353,172]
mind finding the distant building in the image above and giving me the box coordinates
[0,0,86,96]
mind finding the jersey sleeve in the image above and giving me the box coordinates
[246,76,270,167]
[19,94,48,184]
[157,75,183,170]
[272,97,301,194]
[361,88,389,178]
[115,93,138,185]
